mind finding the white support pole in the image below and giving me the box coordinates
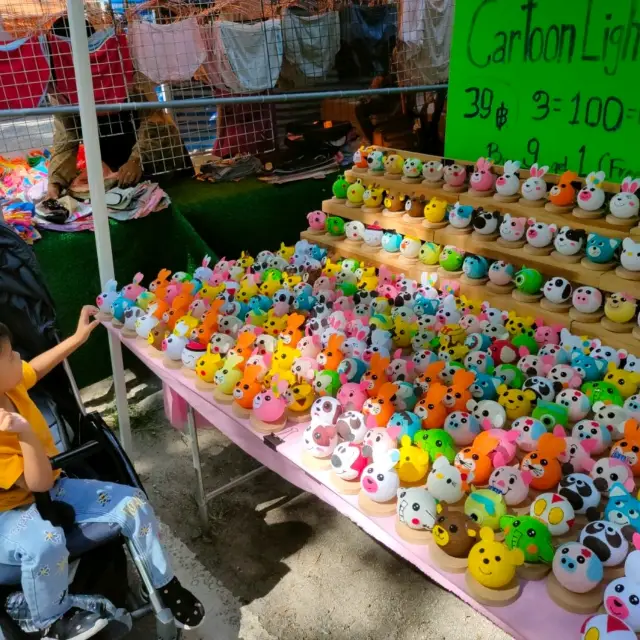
[67,0,133,455]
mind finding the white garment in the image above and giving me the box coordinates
[282,9,340,79]
[218,19,283,92]
[200,21,245,93]
[129,18,206,84]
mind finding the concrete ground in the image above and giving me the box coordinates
[83,368,512,640]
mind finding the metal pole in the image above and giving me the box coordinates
[185,406,208,529]
[67,0,133,455]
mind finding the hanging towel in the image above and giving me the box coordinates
[282,9,339,79]
[200,20,245,94]
[217,19,283,92]
[48,28,134,105]
[0,35,50,110]
[129,17,206,84]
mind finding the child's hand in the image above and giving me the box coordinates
[75,305,100,344]
[0,410,31,434]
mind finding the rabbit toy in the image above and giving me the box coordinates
[495,160,521,198]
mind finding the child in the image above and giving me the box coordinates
[0,306,204,639]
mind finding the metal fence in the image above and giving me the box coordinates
[0,0,451,177]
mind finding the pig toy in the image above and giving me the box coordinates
[361,449,402,503]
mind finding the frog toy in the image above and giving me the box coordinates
[346,180,365,206]
[581,381,624,406]
[402,157,423,181]
[514,268,544,296]
[414,428,457,463]
[499,514,554,564]
[439,245,465,272]
[467,528,525,589]
[326,216,346,237]
[419,242,442,266]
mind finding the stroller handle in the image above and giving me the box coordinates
[51,440,102,470]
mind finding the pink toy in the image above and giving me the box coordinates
[548,364,583,389]
[337,378,368,411]
[252,378,288,423]
[387,350,416,382]
[122,272,145,301]
[481,419,518,466]
[188,297,210,319]
[306,210,326,231]
[444,163,467,187]
[573,287,604,315]
[331,442,368,480]
[313,276,336,294]
[499,214,527,241]
[303,423,338,458]
[470,157,495,192]
[460,314,482,334]
[362,426,401,459]
[535,323,563,346]
[591,456,635,493]
[292,356,320,381]
[488,465,533,506]
[333,296,355,312]
[517,354,551,377]
[553,425,597,474]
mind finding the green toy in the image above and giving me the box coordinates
[532,401,569,431]
[500,515,554,564]
[341,258,360,273]
[332,174,350,199]
[494,364,525,389]
[413,429,456,464]
[261,268,283,284]
[337,282,358,297]
[464,489,507,531]
[512,332,539,355]
[313,370,341,397]
[439,245,465,272]
[581,381,624,407]
[326,216,345,237]
[514,268,544,295]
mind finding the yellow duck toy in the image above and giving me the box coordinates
[362,185,384,209]
[393,317,416,349]
[423,197,448,224]
[356,266,378,291]
[384,154,404,175]
[397,435,430,483]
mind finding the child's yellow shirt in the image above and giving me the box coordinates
[0,361,60,511]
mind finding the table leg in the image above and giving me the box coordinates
[186,405,209,528]
[205,466,267,501]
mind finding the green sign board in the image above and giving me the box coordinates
[445,0,640,179]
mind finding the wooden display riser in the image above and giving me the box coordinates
[321,200,640,299]
[303,231,640,357]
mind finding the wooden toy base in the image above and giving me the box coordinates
[442,183,467,193]
[360,244,382,253]
[96,312,112,322]
[468,188,494,198]
[362,206,383,214]
[493,193,519,203]
[147,346,163,359]
[524,244,553,256]
[581,257,615,272]
[398,256,420,266]
[510,495,534,514]
[464,572,521,607]
[402,214,425,224]
[429,541,469,573]
[633,326,640,340]
[121,328,137,339]
[422,178,444,187]
[401,176,423,184]
[615,266,640,281]
[603,564,626,582]
[573,206,604,219]
[512,290,543,302]
[352,166,368,174]
[301,450,332,471]
[368,170,385,178]
[395,521,432,545]
[545,203,574,214]
[163,357,183,370]
[569,308,604,323]
[286,409,311,423]
[540,299,572,312]
[250,413,288,433]
[601,318,635,334]
[438,268,463,279]
[344,239,363,247]
[487,282,515,295]
[447,225,473,235]
[111,319,124,328]
[550,251,582,264]
[546,574,604,614]
[496,238,525,249]
[384,172,401,180]
[306,228,326,235]
[231,402,251,419]
[213,388,234,404]
[182,369,196,378]
[472,231,499,242]
[382,209,404,218]
[517,563,551,581]
[423,220,448,229]
[460,275,489,286]
[518,197,545,208]
[195,379,216,391]
[357,492,397,517]
[345,201,362,209]
[330,197,346,204]
[606,214,638,227]
[325,233,346,241]
[330,472,362,495]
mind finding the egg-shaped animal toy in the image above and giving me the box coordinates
[423,197,448,224]
[384,153,404,176]
[419,242,442,265]
[422,160,444,183]
[467,528,524,589]
[326,216,345,236]
[543,278,573,304]
[439,245,464,271]
[579,520,629,567]
[444,411,481,446]
[346,180,365,205]
[586,233,621,264]
[580,615,636,640]
[530,492,576,536]
[332,175,349,199]
[381,231,402,254]
[577,171,607,212]
[399,236,422,260]
[444,163,467,188]
[362,224,384,248]
[488,465,532,506]
[559,473,602,517]
[331,442,367,480]
[426,456,465,503]
[526,220,558,248]
[487,261,514,287]
[573,287,604,315]
[432,505,479,557]
[514,268,544,295]
[610,177,640,219]
[620,238,640,272]
[362,186,384,209]
[449,203,474,229]
[403,157,423,179]
[366,150,385,173]
[553,542,604,593]
[462,255,489,280]
[464,489,507,530]
[397,487,437,530]
[555,389,592,422]
[605,293,637,324]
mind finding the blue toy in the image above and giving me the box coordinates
[465,333,493,351]
[605,482,640,531]
[381,231,403,253]
[414,296,439,316]
[396,381,418,411]
[294,290,317,312]
[462,255,489,279]
[571,352,608,382]
[111,297,134,323]
[310,245,328,262]
[469,372,501,400]
[337,357,368,382]
[585,233,621,264]
[449,203,474,228]
[388,411,422,440]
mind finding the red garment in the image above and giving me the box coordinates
[213,100,276,157]
[0,36,50,110]
[48,31,133,105]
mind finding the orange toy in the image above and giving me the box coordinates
[548,170,578,207]
[443,369,476,413]
[281,313,305,347]
[317,334,345,371]
[361,353,390,397]
[228,331,257,368]
[611,419,640,476]
[454,432,499,488]
[151,299,169,321]
[520,433,565,491]
[233,364,263,410]
[414,383,448,429]
[149,268,171,295]
[192,299,223,344]
[354,146,369,169]
[414,360,446,395]
[362,382,398,428]
[163,283,194,331]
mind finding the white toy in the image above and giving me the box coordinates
[122,306,144,336]
[331,442,367,480]
[605,564,640,630]
[554,226,586,256]
[194,255,213,282]
[559,473,601,517]
[310,396,343,426]
[422,160,444,183]
[624,395,640,419]
[344,220,365,243]
[488,465,532,506]
[426,456,464,503]
[303,422,338,458]
[579,520,630,567]
[336,410,367,442]
[520,163,549,202]
[580,614,636,640]
[620,238,640,273]
[610,176,640,220]
[555,389,592,422]
[593,402,630,440]
[361,449,401,503]
[162,322,190,362]
[530,492,575,536]
[572,287,603,315]
[576,171,607,214]
[591,457,635,494]
[525,219,557,250]
[397,487,438,530]
[543,278,573,305]
[135,305,159,340]
[362,426,401,460]
[495,159,521,197]
[572,419,611,455]
[466,398,506,429]
[498,214,527,243]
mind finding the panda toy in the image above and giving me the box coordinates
[559,473,601,519]
[579,520,631,567]
[471,209,501,237]
[522,376,562,402]
[542,278,573,308]
[553,226,587,260]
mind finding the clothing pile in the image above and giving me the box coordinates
[196,155,263,183]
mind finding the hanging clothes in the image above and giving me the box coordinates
[128,17,206,84]
[200,20,245,94]
[47,27,134,105]
[0,35,50,110]
[282,8,340,79]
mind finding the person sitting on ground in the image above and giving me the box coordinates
[0,307,204,639]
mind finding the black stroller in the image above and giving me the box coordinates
[0,220,182,639]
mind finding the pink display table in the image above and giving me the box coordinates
[107,324,587,640]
